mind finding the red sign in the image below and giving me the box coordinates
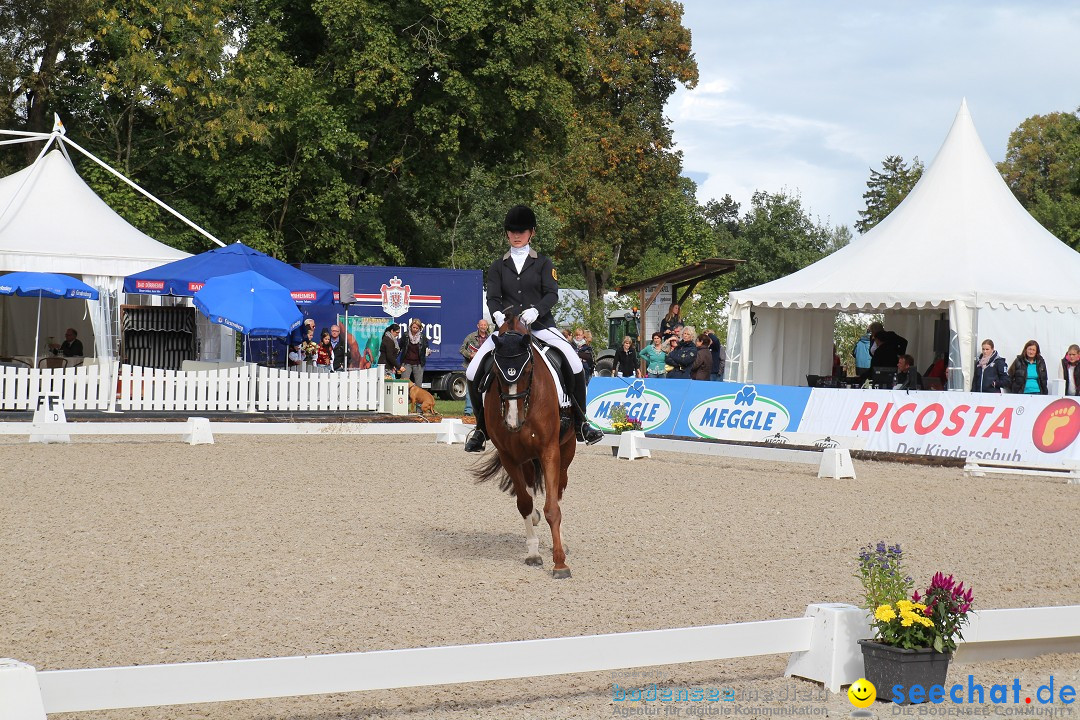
[135,280,165,290]
[188,282,205,292]
[851,401,1014,439]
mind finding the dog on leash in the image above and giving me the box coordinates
[408,382,439,416]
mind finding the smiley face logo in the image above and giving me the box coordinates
[848,678,876,708]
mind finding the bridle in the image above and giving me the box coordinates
[492,332,535,431]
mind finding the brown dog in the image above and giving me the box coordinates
[408,382,438,416]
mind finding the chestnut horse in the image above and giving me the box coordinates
[473,313,576,578]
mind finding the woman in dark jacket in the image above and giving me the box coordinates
[971,338,1009,393]
[378,323,400,374]
[1062,344,1080,396]
[689,333,713,380]
[613,336,640,378]
[1009,339,1048,395]
[659,303,682,341]
[666,326,698,380]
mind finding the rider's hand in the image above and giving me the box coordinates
[521,307,539,326]
[493,311,506,327]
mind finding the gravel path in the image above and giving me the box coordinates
[2,434,1077,719]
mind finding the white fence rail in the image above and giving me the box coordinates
[0,364,383,413]
[0,364,113,411]
[2,604,1077,719]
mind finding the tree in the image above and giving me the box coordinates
[997,110,1080,249]
[542,0,697,307]
[855,155,923,234]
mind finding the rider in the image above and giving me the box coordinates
[463,204,605,452]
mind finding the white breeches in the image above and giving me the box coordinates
[466,326,582,380]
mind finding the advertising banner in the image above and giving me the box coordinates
[799,389,1080,464]
[585,377,688,435]
[672,382,812,441]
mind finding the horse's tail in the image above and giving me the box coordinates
[473,454,545,496]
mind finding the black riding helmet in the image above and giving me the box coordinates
[504,204,537,232]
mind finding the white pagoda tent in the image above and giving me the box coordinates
[726,100,1080,389]
[0,131,199,361]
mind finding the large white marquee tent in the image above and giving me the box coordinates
[726,100,1080,389]
[0,141,192,361]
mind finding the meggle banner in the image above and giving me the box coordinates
[673,382,812,440]
[585,378,812,442]
[799,389,1080,464]
[586,378,688,435]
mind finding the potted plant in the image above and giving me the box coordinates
[855,542,974,704]
[607,404,643,434]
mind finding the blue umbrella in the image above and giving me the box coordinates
[192,271,303,342]
[124,242,336,305]
[0,271,99,366]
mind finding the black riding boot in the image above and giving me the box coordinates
[572,371,604,445]
[463,379,488,452]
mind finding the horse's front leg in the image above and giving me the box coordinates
[517,461,543,567]
[540,446,570,578]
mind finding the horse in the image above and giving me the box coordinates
[473,312,577,579]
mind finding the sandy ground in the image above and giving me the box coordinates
[1,434,1078,720]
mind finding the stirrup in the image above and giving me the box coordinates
[464,428,487,452]
[577,422,603,445]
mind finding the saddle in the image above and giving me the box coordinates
[479,336,572,410]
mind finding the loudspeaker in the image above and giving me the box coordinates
[339,273,354,305]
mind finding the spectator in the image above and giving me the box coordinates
[666,326,698,379]
[1063,344,1080,396]
[659,303,682,341]
[299,325,318,372]
[613,336,640,378]
[853,325,873,377]
[460,319,490,415]
[378,323,401,375]
[704,329,726,381]
[329,324,346,371]
[871,325,907,370]
[573,327,595,381]
[49,328,83,357]
[894,354,923,390]
[690,333,712,380]
[640,332,668,378]
[971,339,1008,393]
[398,319,429,386]
[1009,340,1048,395]
[315,329,333,373]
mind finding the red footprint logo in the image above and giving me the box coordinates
[1032,399,1080,453]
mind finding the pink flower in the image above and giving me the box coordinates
[912,590,921,602]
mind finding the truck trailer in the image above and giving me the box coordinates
[299,264,484,400]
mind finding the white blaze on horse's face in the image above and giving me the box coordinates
[505,382,521,429]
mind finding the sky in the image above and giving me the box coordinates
[667,1,1080,231]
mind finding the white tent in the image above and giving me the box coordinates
[727,100,1080,389]
[0,144,191,361]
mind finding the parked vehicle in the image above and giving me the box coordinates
[299,264,483,400]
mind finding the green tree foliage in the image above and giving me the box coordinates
[997,110,1080,248]
[543,0,697,306]
[855,155,923,234]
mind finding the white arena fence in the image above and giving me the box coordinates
[1,604,1077,719]
[0,363,383,413]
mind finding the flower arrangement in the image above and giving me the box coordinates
[300,340,318,361]
[608,404,643,434]
[857,541,974,653]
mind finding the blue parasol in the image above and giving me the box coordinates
[192,271,303,340]
[124,241,336,305]
[0,271,99,366]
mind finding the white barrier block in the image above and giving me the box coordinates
[29,395,69,444]
[616,431,651,460]
[784,603,872,693]
[817,448,855,479]
[0,659,48,720]
[183,417,214,445]
[436,419,470,445]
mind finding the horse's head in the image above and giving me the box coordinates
[496,311,530,336]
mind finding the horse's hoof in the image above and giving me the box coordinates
[525,556,543,567]
[552,567,572,579]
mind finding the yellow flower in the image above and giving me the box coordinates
[874,605,896,622]
[896,600,913,612]
[901,617,914,627]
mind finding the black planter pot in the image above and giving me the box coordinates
[858,639,952,705]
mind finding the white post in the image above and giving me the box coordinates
[784,603,873,692]
[818,448,856,479]
[0,659,48,720]
[183,417,214,445]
